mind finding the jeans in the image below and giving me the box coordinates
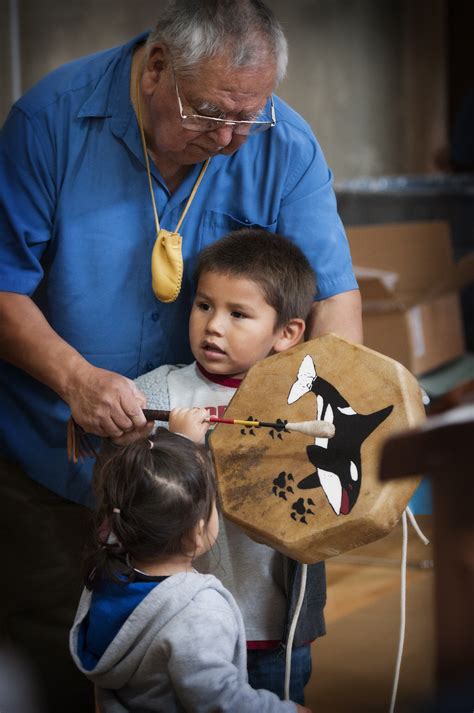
[247,644,312,704]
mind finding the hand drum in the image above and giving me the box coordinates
[209,334,425,564]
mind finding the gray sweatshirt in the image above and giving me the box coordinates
[70,571,296,713]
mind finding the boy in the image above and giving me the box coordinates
[127,228,324,704]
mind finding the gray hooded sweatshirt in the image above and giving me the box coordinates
[70,571,297,712]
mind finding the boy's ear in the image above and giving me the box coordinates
[273,318,306,353]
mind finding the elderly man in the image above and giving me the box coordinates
[0,1,361,711]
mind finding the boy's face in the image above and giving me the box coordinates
[189,270,285,379]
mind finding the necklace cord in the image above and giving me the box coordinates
[135,63,210,237]
[136,65,161,235]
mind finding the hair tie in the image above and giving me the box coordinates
[112,507,121,514]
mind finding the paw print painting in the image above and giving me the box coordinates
[238,416,287,439]
[269,419,287,440]
[291,497,316,524]
[272,471,295,500]
[240,416,257,436]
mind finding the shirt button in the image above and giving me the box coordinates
[145,362,154,371]
[151,312,159,322]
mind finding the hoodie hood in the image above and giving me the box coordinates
[70,571,232,690]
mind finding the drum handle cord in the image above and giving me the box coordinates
[283,506,429,708]
[284,563,308,700]
[389,507,430,713]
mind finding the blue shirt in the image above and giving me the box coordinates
[0,33,357,506]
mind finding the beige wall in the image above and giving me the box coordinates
[1,0,446,180]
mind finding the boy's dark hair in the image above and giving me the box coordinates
[84,429,216,590]
[195,229,316,327]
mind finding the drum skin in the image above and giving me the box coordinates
[209,334,425,564]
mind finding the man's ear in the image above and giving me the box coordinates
[142,44,168,94]
[273,318,306,353]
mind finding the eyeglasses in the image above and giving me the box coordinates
[173,75,276,136]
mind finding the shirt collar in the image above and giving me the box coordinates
[77,32,149,124]
[196,362,243,389]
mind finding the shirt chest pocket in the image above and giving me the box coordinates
[199,209,278,250]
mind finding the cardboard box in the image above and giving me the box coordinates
[347,221,474,375]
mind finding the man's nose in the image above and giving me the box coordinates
[209,124,235,147]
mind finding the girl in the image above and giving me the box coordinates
[70,427,308,712]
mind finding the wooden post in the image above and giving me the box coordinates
[380,402,474,704]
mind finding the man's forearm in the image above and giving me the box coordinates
[0,291,148,437]
[0,291,89,401]
[306,289,363,343]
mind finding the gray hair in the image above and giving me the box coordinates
[146,0,288,85]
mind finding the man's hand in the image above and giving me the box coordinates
[169,407,210,444]
[294,704,312,712]
[67,362,149,438]
[111,420,155,446]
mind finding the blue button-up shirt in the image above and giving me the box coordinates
[0,33,357,506]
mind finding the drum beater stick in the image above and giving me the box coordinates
[143,409,335,438]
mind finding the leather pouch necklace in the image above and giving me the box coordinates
[136,73,210,302]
